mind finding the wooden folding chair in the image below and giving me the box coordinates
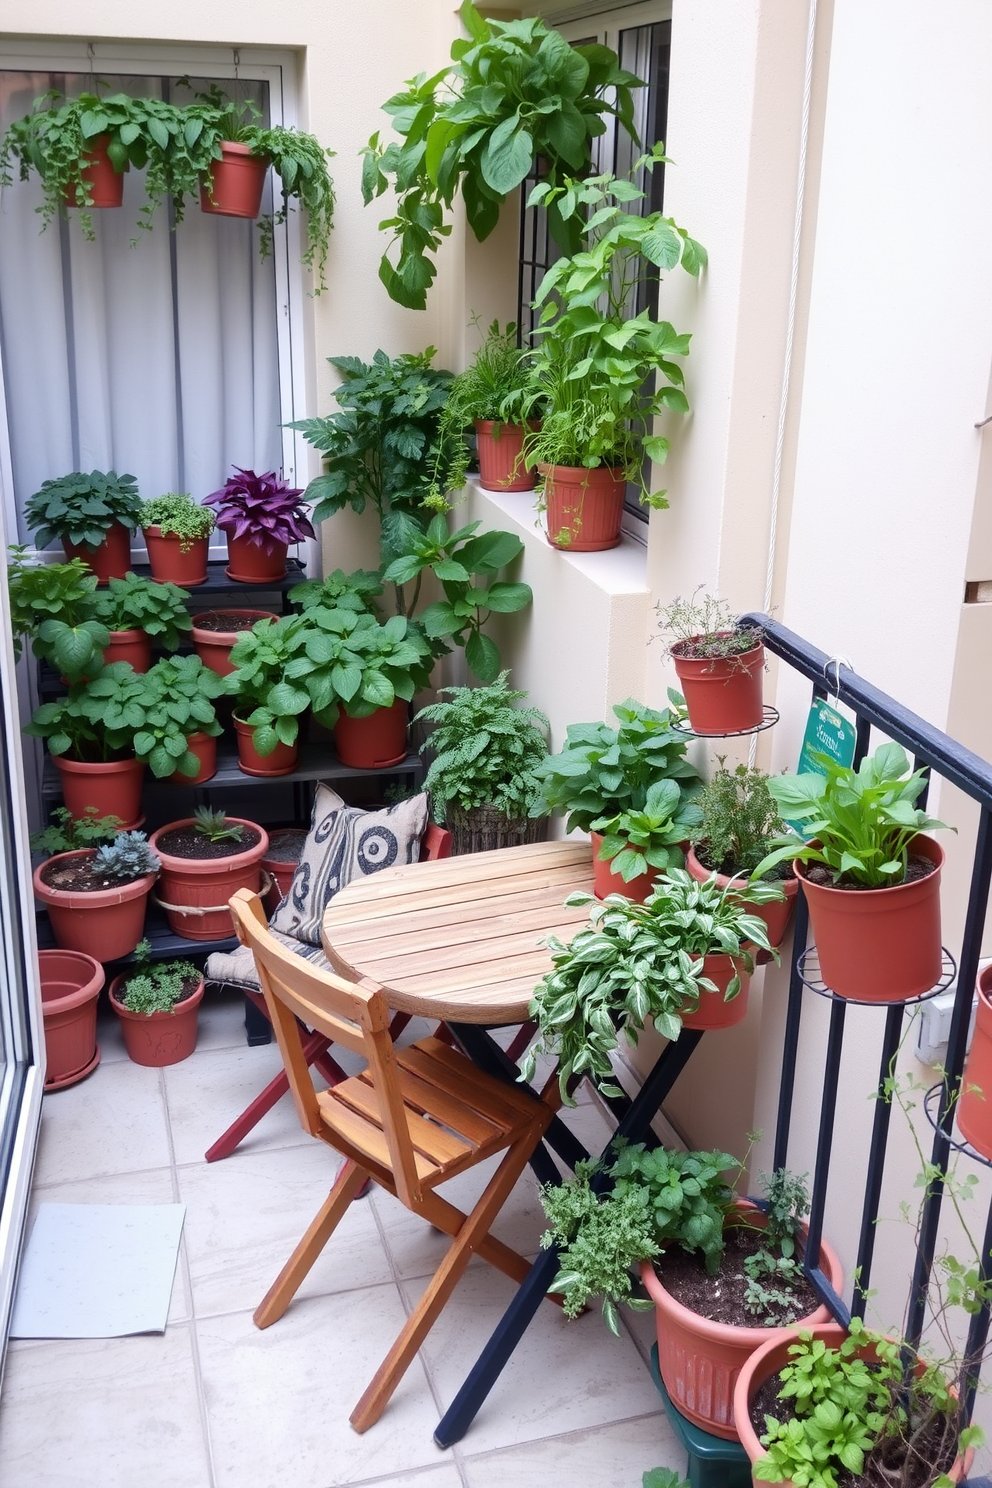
[229,888,560,1432]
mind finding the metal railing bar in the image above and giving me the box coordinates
[806,1264,851,1330]
[804,998,847,1307]
[773,876,810,1171]
[850,1001,906,1320]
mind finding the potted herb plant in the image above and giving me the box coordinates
[109,940,204,1067]
[520,869,782,1106]
[442,321,537,492]
[415,673,550,853]
[37,947,104,1090]
[505,148,704,551]
[205,466,315,583]
[687,759,797,949]
[224,613,310,775]
[24,469,143,584]
[0,89,144,228]
[140,493,216,586]
[89,572,192,671]
[7,551,108,684]
[140,655,226,784]
[148,807,269,942]
[657,592,765,735]
[590,779,703,904]
[289,567,383,617]
[529,699,701,900]
[190,608,279,677]
[33,824,159,961]
[754,742,950,1002]
[541,1146,842,1440]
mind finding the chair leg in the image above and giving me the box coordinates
[420,1192,532,1288]
[349,1123,547,1433]
[204,1028,336,1162]
[254,1159,368,1329]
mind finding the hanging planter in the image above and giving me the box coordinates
[475,422,536,492]
[957,966,992,1158]
[37,949,104,1091]
[334,701,408,769]
[67,134,126,209]
[54,756,144,830]
[671,638,765,735]
[33,848,157,961]
[148,813,269,941]
[199,141,268,219]
[169,731,217,785]
[642,1201,843,1440]
[686,847,797,951]
[191,610,275,676]
[261,828,308,912]
[539,464,625,552]
[109,969,204,1068]
[233,714,298,777]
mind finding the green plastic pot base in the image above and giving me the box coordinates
[648,1344,751,1488]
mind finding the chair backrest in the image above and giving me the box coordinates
[229,888,425,1205]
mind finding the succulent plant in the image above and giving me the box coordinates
[92,831,160,883]
[205,468,315,550]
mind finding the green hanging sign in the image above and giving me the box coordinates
[784,699,857,836]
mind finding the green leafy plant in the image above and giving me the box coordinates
[739,1168,811,1326]
[224,613,311,756]
[509,148,704,511]
[415,672,549,821]
[278,608,434,725]
[383,515,532,682]
[442,320,535,427]
[140,493,215,550]
[361,2,643,308]
[643,1473,690,1488]
[289,568,383,616]
[30,805,123,856]
[26,662,174,762]
[692,759,790,880]
[590,778,703,884]
[289,349,468,562]
[24,469,143,552]
[530,699,700,834]
[90,573,192,651]
[92,830,160,883]
[117,940,199,1015]
[6,551,108,679]
[656,589,760,661]
[753,743,951,889]
[192,807,244,845]
[135,655,225,779]
[522,869,780,1102]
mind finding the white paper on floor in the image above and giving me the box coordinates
[10,1203,186,1338]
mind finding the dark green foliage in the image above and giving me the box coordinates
[693,760,789,879]
[441,320,533,426]
[590,778,703,884]
[136,655,225,779]
[140,494,215,549]
[24,470,143,551]
[91,573,192,651]
[289,569,383,616]
[244,125,336,288]
[119,940,199,1015]
[224,614,311,756]
[92,830,159,883]
[361,2,643,308]
[415,672,549,820]
[30,806,123,856]
[6,551,107,678]
[739,1168,811,1325]
[643,1473,690,1488]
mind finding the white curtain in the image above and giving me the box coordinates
[0,70,282,547]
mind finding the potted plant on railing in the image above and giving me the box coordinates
[687,759,797,949]
[140,493,215,586]
[140,655,225,784]
[520,868,782,1106]
[109,939,204,1067]
[148,807,269,942]
[753,742,951,1002]
[529,698,701,900]
[205,466,314,583]
[33,821,159,961]
[440,320,537,492]
[504,147,704,551]
[657,591,765,735]
[224,612,309,775]
[7,551,109,683]
[24,469,143,583]
[541,1145,842,1441]
[415,672,549,854]
[89,572,192,671]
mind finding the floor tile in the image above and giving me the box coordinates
[33,1059,172,1186]
[461,1412,681,1488]
[23,1166,190,1326]
[195,1288,442,1488]
[195,986,256,1053]
[163,1040,310,1166]
[407,1264,663,1455]
[0,1325,210,1488]
[178,1142,393,1319]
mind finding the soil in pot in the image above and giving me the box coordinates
[672,637,765,735]
[155,823,263,860]
[200,141,268,218]
[149,817,269,941]
[110,972,204,1068]
[191,609,276,676]
[143,526,209,587]
[540,464,625,552]
[224,532,288,583]
[62,522,132,585]
[654,1226,821,1330]
[34,850,156,961]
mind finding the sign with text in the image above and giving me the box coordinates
[784,699,857,837]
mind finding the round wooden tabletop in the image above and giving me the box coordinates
[321,839,595,1024]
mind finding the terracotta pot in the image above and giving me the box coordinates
[38,949,104,1090]
[680,953,751,1031]
[261,828,308,912]
[540,464,626,552]
[200,141,268,218]
[109,972,204,1067]
[191,610,276,677]
[224,531,289,583]
[34,850,156,961]
[169,731,217,785]
[475,421,536,492]
[233,714,298,777]
[590,830,657,903]
[954,965,992,1159]
[686,846,798,950]
[334,701,408,769]
[62,522,132,585]
[54,755,144,831]
[797,833,944,1002]
[149,816,269,941]
[672,638,765,735]
[642,1201,844,1440]
[103,628,153,672]
[733,1322,973,1484]
[64,135,126,209]
[143,526,209,587]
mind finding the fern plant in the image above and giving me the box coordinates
[415,673,549,821]
[443,321,534,427]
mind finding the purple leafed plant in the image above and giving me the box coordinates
[205,468,316,549]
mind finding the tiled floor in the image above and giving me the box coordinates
[0,991,682,1488]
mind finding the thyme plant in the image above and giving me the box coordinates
[692,759,789,879]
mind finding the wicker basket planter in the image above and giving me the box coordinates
[445,803,548,856]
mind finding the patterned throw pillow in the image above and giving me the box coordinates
[269,785,428,947]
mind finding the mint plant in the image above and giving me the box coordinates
[30,806,123,856]
[225,614,311,756]
[289,568,383,616]
[27,662,181,762]
[24,470,142,551]
[415,673,549,820]
[136,656,224,778]
[90,573,192,650]
[279,608,434,724]
[590,778,703,884]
